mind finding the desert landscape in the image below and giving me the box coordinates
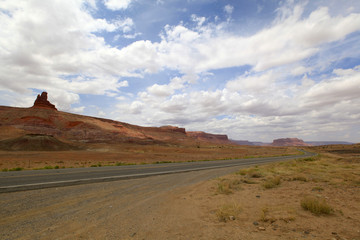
[1,1,360,238]
[0,93,300,171]
[1,93,359,240]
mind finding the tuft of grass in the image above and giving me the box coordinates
[217,179,241,195]
[300,196,333,215]
[2,168,8,172]
[154,161,172,164]
[311,186,324,192]
[237,168,263,178]
[259,207,269,222]
[241,179,256,184]
[9,167,23,171]
[291,176,308,182]
[216,203,242,222]
[44,166,53,169]
[54,165,60,169]
[262,176,281,189]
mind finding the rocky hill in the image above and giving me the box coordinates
[271,138,310,146]
[0,92,231,146]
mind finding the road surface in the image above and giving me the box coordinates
[0,150,315,193]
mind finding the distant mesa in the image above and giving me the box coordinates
[32,92,57,110]
[187,131,229,142]
[160,125,186,134]
[271,138,310,146]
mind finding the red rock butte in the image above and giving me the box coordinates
[32,92,57,110]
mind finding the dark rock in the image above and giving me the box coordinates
[253,221,259,226]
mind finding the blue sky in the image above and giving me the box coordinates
[1,0,360,142]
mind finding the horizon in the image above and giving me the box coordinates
[1,0,360,142]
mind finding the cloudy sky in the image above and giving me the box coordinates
[1,0,360,142]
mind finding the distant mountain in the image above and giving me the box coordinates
[0,92,231,146]
[305,141,354,146]
[271,138,310,146]
[230,140,254,145]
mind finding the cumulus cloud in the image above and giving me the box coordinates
[0,0,142,109]
[103,0,133,10]
[224,5,234,15]
[1,0,360,141]
[154,4,360,75]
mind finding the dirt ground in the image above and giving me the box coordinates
[1,145,359,240]
[0,143,297,170]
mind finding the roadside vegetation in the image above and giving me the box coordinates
[207,144,360,239]
[0,144,299,170]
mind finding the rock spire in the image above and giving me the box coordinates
[32,92,57,110]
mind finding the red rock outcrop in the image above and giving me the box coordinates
[32,92,57,110]
[271,138,310,146]
[186,131,229,143]
[160,126,186,134]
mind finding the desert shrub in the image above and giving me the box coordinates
[44,166,53,169]
[54,165,60,169]
[291,176,308,182]
[2,168,8,172]
[249,172,263,178]
[262,176,281,189]
[301,196,332,215]
[237,169,247,176]
[217,179,241,195]
[216,203,241,222]
[241,179,256,184]
[311,186,324,192]
[237,168,263,178]
[9,167,23,171]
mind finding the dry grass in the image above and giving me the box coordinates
[216,202,242,222]
[216,178,242,195]
[262,176,281,189]
[301,196,333,215]
[205,144,360,240]
[0,144,299,170]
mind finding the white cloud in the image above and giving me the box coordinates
[224,5,234,15]
[154,4,360,75]
[103,0,133,10]
[226,71,277,93]
[146,77,186,97]
[304,66,360,107]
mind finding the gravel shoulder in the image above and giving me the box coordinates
[0,166,241,240]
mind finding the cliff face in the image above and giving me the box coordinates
[186,131,229,143]
[271,138,310,146]
[159,126,186,134]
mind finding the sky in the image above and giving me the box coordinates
[1,0,360,142]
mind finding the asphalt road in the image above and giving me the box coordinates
[0,150,315,193]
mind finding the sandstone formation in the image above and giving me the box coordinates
[186,131,229,143]
[0,95,230,145]
[271,138,310,146]
[159,126,186,134]
[32,92,57,110]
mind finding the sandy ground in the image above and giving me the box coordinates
[0,144,297,170]
[1,147,359,240]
